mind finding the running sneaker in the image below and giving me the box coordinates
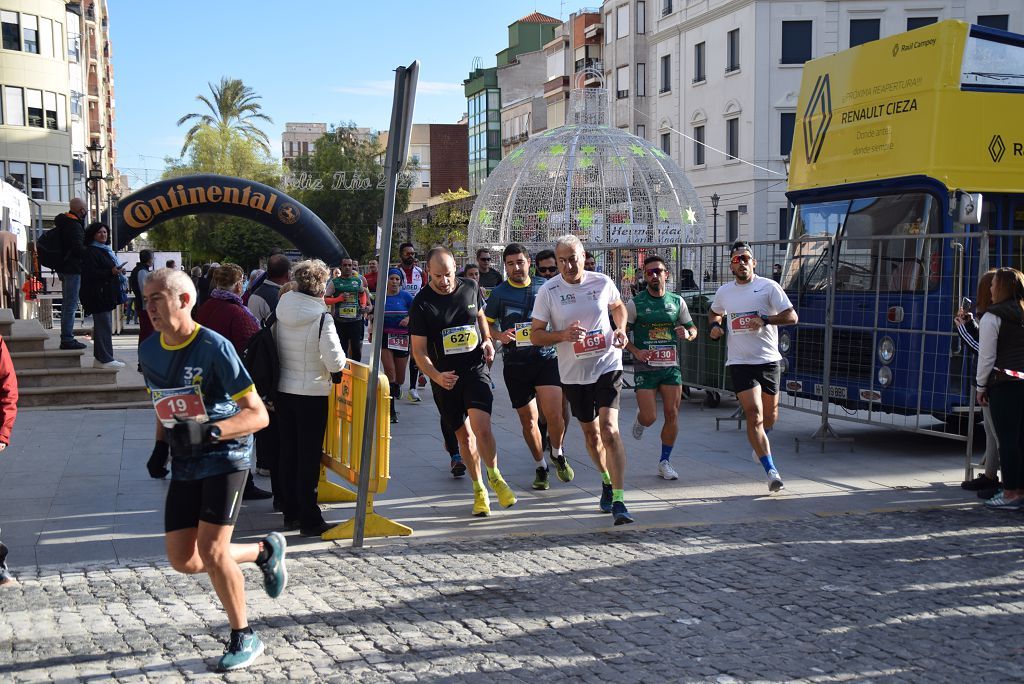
[553,454,575,483]
[488,473,518,508]
[418,375,427,388]
[256,532,287,599]
[408,389,422,402]
[217,630,265,672]
[658,460,679,480]
[473,488,491,517]
[611,501,634,525]
[533,466,550,490]
[984,491,1023,510]
[450,456,466,478]
[962,473,999,491]
[768,469,785,493]
[631,419,645,440]
[600,483,614,513]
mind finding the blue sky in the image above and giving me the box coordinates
[110,0,567,189]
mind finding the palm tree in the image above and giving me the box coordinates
[176,77,273,157]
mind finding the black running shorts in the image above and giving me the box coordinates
[503,356,562,409]
[431,367,494,433]
[164,469,248,532]
[728,361,781,396]
[563,370,623,423]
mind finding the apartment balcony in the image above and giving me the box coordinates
[544,75,570,96]
[583,22,603,40]
[501,132,530,147]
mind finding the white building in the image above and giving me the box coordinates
[599,0,1021,249]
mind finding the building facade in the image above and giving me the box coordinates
[281,122,327,165]
[380,123,469,211]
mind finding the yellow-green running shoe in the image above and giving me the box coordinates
[473,488,491,517]
[553,454,575,483]
[488,473,518,508]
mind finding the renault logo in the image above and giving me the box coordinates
[803,73,833,164]
[989,134,1006,163]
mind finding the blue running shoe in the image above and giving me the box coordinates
[256,532,287,599]
[612,501,634,525]
[600,483,613,513]
[217,630,265,672]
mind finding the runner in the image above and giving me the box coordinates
[396,242,427,402]
[534,249,571,454]
[139,268,286,672]
[625,254,697,480]
[486,243,574,490]
[476,247,503,297]
[531,235,633,525]
[381,268,414,424]
[325,258,370,363]
[708,241,798,493]
[409,247,516,516]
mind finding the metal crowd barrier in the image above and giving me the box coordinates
[317,360,411,539]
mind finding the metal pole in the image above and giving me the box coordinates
[352,61,419,549]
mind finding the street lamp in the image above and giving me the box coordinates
[710,192,720,281]
[86,141,104,220]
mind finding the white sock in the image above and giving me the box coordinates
[556,447,564,457]
[537,457,548,468]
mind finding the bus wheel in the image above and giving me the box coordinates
[704,391,721,408]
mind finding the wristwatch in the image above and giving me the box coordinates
[206,424,222,444]
[761,315,771,326]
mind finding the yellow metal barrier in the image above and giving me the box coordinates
[317,360,412,539]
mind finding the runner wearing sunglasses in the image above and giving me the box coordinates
[708,241,798,493]
[625,255,697,480]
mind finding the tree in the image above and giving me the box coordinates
[176,77,273,158]
[413,189,471,256]
[289,124,410,261]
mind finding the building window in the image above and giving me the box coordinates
[8,162,26,189]
[605,13,612,44]
[780,112,795,156]
[637,1,645,34]
[4,86,23,125]
[660,132,671,155]
[726,29,740,72]
[30,163,45,200]
[727,210,739,242]
[1,11,19,51]
[849,19,879,48]
[39,17,52,57]
[660,54,671,93]
[636,63,646,97]
[22,14,38,54]
[59,165,69,202]
[726,117,739,159]
[46,164,59,200]
[70,90,82,118]
[25,89,42,128]
[662,0,672,16]
[907,17,937,31]
[977,15,1009,31]
[44,91,57,130]
[693,125,705,165]
[67,27,79,62]
[781,21,812,64]
[616,65,629,99]
[616,4,629,39]
[52,20,61,59]
[779,207,791,241]
[693,42,705,82]
[636,124,646,140]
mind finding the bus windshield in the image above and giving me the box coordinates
[782,193,940,293]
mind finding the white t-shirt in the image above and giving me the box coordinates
[532,271,623,384]
[710,274,793,366]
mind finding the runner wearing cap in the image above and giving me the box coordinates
[381,268,414,424]
[708,241,798,492]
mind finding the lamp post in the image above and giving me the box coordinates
[86,141,104,221]
[710,192,720,281]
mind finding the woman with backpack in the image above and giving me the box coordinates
[273,260,346,537]
[80,222,125,370]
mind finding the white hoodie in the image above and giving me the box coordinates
[275,290,347,396]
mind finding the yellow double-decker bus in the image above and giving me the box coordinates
[781,19,1024,435]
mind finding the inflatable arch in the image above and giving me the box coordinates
[113,174,348,264]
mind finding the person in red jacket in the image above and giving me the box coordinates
[0,334,19,586]
[192,264,270,501]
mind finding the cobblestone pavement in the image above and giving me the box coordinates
[2,506,1022,682]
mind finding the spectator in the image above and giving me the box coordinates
[131,250,156,347]
[274,260,346,536]
[584,252,597,272]
[166,259,178,270]
[365,258,380,294]
[242,268,265,306]
[462,264,480,281]
[190,265,202,289]
[0,332,18,586]
[476,247,503,288]
[248,254,291,324]
[80,222,125,370]
[196,262,218,308]
[978,267,1024,510]
[55,198,88,350]
[772,263,783,282]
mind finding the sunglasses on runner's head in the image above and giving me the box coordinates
[731,254,753,264]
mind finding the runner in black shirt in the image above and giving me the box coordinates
[409,247,517,517]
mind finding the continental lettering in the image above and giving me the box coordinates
[840,98,918,124]
[121,184,283,229]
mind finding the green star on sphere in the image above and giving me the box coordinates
[578,207,595,229]
[580,144,597,155]
[537,209,550,222]
[652,148,668,159]
[578,157,594,169]
[550,144,567,155]
[629,144,646,156]
[478,209,492,226]
[658,208,670,221]
[685,206,697,225]
[536,160,549,171]
[508,148,525,162]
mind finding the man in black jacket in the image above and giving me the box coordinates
[55,198,88,350]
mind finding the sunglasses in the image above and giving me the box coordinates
[537,266,558,273]
[645,268,666,276]
[479,257,492,262]
[731,254,753,264]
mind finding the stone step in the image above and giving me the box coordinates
[15,366,119,388]
[21,400,152,412]
[10,349,84,370]
[0,309,14,338]
[17,383,149,408]
[7,333,49,354]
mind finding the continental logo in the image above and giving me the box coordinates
[123,184,281,229]
[988,134,1023,163]
[802,73,833,164]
